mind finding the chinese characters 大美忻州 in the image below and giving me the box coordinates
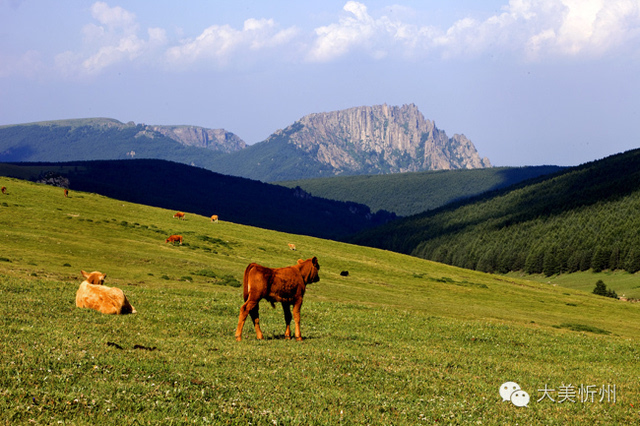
[537,384,616,403]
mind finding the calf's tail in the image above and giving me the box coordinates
[242,263,256,301]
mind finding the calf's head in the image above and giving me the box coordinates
[81,270,106,285]
[297,257,321,284]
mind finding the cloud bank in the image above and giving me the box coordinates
[33,0,640,76]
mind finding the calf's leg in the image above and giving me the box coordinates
[236,299,260,341]
[293,300,303,341]
[282,303,292,340]
[249,303,264,340]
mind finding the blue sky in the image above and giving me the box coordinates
[1,1,639,167]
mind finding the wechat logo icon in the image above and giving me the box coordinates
[500,382,530,407]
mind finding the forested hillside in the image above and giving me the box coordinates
[279,166,563,216]
[351,148,640,275]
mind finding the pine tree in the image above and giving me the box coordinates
[593,280,608,296]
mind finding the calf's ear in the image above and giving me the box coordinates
[297,259,304,264]
[81,270,90,279]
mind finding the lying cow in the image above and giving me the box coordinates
[173,212,185,220]
[288,243,296,250]
[75,270,136,315]
[165,234,183,244]
[235,257,320,341]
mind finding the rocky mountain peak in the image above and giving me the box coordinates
[149,125,246,153]
[268,104,490,175]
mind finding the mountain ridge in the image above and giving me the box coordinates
[0,104,490,181]
[209,104,491,181]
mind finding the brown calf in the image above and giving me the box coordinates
[235,257,320,341]
[64,189,69,198]
[1,186,6,194]
[165,234,183,244]
[173,212,185,220]
[288,243,296,250]
[211,215,219,222]
[75,270,136,315]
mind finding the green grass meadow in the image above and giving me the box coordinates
[1,178,640,425]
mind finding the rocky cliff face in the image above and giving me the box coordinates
[267,104,490,174]
[149,125,246,153]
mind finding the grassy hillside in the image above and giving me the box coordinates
[0,159,394,241]
[352,149,640,282]
[1,178,640,424]
[279,166,563,216]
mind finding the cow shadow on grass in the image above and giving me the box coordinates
[254,334,320,341]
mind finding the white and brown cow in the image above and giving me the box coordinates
[75,270,136,315]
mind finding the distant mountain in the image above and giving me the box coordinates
[210,104,491,181]
[0,118,245,165]
[278,165,564,216]
[0,159,395,241]
[0,104,491,182]
[147,124,245,153]
[351,148,640,275]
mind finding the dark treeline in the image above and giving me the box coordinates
[352,148,640,275]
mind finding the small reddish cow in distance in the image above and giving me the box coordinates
[75,270,136,315]
[165,234,183,244]
[64,189,69,198]
[235,257,320,342]
[211,215,219,222]
[288,243,296,250]
[1,186,6,194]
[173,211,185,220]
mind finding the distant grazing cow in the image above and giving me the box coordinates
[75,270,136,315]
[235,257,320,341]
[288,243,296,251]
[211,215,218,222]
[165,234,183,244]
[173,212,185,220]
[1,186,6,194]
[64,189,69,198]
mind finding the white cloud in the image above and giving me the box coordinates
[525,0,640,58]
[54,2,166,76]
[43,0,640,77]
[307,0,640,62]
[307,2,390,62]
[436,0,640,60]
[91,1,136,29]
[81,35,145,74]
[164,18,298,69]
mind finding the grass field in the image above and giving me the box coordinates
[1,177,640,425]
[519,270,640,300]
